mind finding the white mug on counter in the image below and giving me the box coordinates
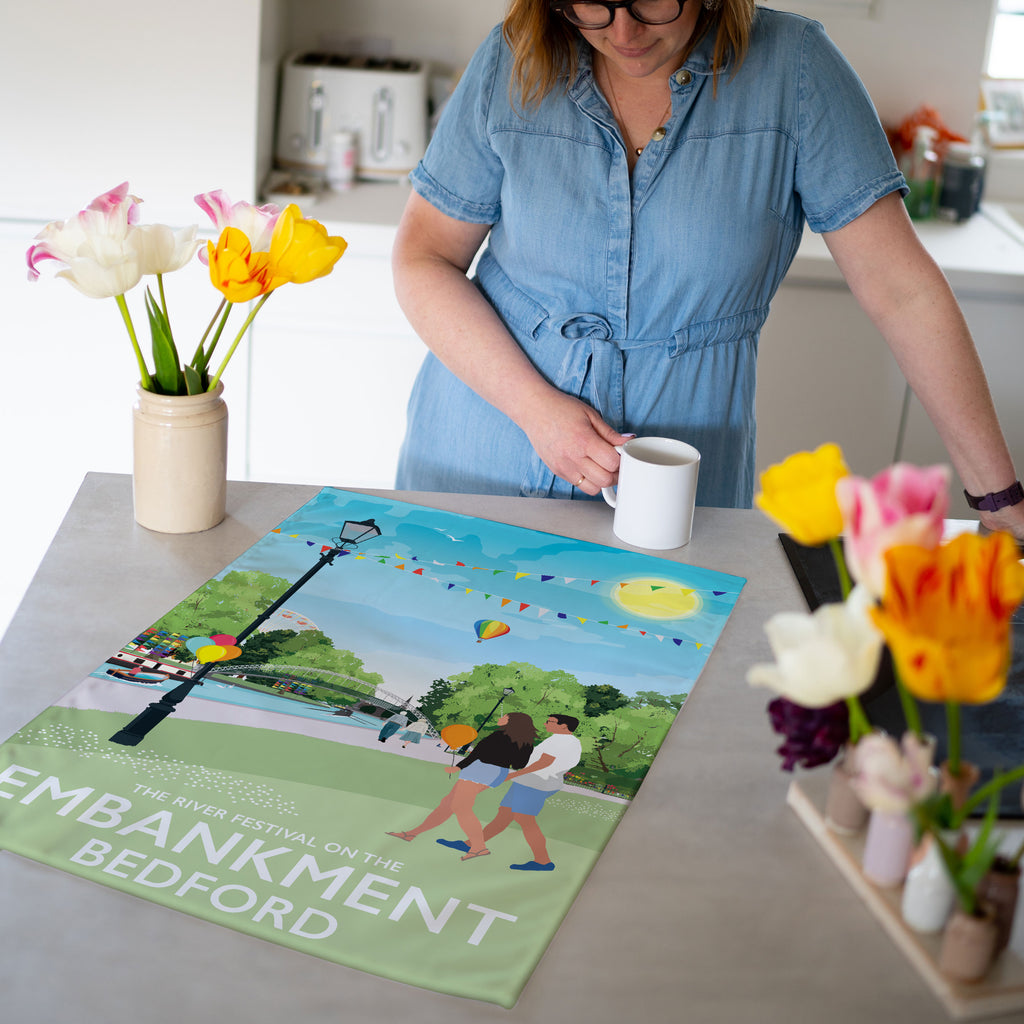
[601,437,701,550]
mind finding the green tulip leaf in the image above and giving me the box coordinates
[146,288,183,394]
[183,365,205,395]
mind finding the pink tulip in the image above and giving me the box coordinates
[836,463,950,598]
[26,182,144,297]
[851,731,937,814]
[194,190,280,262]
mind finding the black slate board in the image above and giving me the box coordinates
[778,534,1024,818]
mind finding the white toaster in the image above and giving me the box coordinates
[275,52,429,181]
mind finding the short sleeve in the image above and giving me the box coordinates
[794,20,907,233]
[409,25,507,225]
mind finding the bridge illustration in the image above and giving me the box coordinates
[217,663,422,721]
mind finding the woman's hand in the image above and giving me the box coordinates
[519,390,633,496]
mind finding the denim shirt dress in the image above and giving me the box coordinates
[395,8,906,508]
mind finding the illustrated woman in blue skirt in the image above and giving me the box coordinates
[386,712,536,860]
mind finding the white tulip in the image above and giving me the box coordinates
[747,585,884,708]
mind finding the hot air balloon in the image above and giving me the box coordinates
[473,619,510,643]
[440,723,478,752]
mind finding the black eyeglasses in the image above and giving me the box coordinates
[550,0,686,29]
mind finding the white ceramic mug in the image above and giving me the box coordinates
[601,437,701,550]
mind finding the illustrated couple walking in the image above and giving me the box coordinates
[387,712,582,871]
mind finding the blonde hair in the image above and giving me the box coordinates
[502,0,757,108]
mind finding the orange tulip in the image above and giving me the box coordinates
[207,226,272,302]
[870,532,1024,704]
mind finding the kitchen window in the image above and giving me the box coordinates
[988,0,1024,79]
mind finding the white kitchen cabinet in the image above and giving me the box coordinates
[0,1,270,225]
[755,280,908,478]
[756,214,1024,519]
[244,219,425,488]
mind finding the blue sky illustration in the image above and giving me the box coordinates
[209,489,745,703]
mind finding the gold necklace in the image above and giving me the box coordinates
[602,68,673,157]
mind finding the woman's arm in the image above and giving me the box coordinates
[823,193,1023,540]
[392,192,629,494]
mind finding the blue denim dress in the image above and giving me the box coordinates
[396,10,906,508]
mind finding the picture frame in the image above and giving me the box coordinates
[981,78,1024,148]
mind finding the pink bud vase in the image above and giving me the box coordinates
[825,745,868,835]
[939,905,998,983]
[861,809,913,888]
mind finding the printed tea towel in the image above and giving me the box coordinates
[0,489,744,1007]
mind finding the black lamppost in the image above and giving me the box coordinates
[477,686,515,734]
[109,518,382,746]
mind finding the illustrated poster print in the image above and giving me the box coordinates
[0,489,744,1007]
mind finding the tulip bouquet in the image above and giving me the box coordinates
[749,443,1024,908]
[26,183,347,395]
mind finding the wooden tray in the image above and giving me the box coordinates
[788,772,1024,1020]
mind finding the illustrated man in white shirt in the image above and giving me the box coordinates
[440,713,582,872]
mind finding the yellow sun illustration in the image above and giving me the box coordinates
[611,578,702,620]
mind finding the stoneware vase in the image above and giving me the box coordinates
[901,831,957,933]
[977,857,1021,954]
[940,760,981,812]
[939,905,998,983]
[825,745,868,835]
[861,809,914,888]
[132,383,228,534]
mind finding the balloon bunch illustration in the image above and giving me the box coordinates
[185,634,242,664]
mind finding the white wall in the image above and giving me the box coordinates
[797,0,996,137]
[283,0,996,137]
[283,0,508,71]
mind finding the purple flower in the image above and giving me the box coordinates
[767,697,849,771]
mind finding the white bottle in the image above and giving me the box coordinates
[327,130,357,191]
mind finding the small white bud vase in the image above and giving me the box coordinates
[132,383,228,533]
[901,831,957,933]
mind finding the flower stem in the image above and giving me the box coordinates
[198,302,233,375]
[893,662,923,739]
[845,695,871,743]
[191,298,228,372]
[946,700,961,777]
[207,293,271,391]
[115,293,153,391]
[828,537,853,600]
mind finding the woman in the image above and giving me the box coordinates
[386,712,536,859]
[393,0,1023,537]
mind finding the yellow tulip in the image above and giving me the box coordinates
[870,532,1024,704]
[207,227,272,302]
[266,204,347,288]
[754,443,849,546]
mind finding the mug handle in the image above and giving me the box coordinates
[601,445,626,508]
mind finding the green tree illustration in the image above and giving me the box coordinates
[149,569,292,638]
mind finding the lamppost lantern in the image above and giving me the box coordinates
[336,518,381,548]
[109,515,384,746]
